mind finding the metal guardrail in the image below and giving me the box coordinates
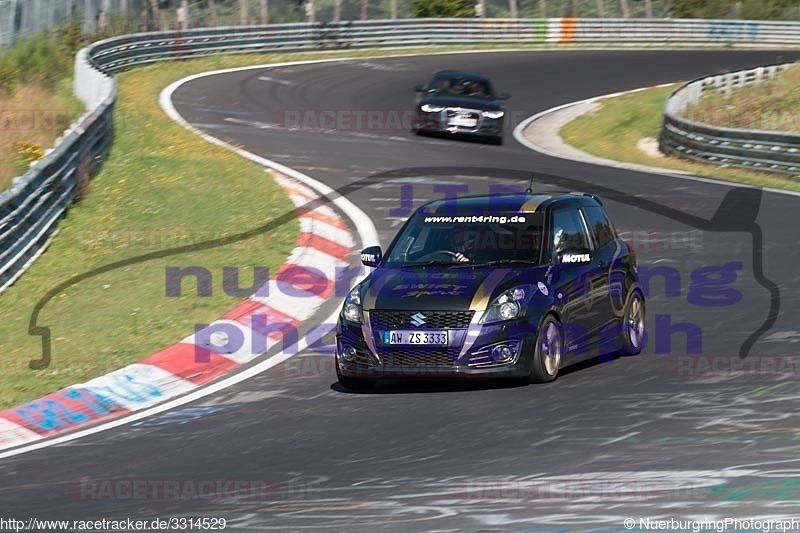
[84,18,800,75]
[3,18,800,292]
[0,49,115,291]
[0,0,685,50]
[659,63,800,176]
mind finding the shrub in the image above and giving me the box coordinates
[412,0,475,18]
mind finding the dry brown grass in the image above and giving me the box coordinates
[0,84,84,190]
[684,63,800,132]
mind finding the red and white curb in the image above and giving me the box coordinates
[0,60,383,456]
[0,174,355,452]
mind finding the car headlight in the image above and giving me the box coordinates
[481,110,504,119]
[421,104,445,113]
[342,286,363,324]
[480,285,534,324]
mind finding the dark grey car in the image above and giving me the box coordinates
[413,70,509,145]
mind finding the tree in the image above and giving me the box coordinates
[240,0,249,24]
[208,0,217,26]
[411,0,475,18]
[668,0,732,19]
[738,0,799,20]
[148,0,167,30]
[260,0,269,23]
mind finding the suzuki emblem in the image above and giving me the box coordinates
[410,312,427,326]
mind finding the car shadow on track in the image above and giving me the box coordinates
[329,353,631,394]
[413,130,503,146]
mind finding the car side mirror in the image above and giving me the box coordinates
[557,247,592,266]
[360,246,383,267]
[414,84,425,92]
[497,92,511,100]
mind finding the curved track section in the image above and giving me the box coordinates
[1,49,800,531]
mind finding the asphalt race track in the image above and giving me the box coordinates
[2,50,800,531]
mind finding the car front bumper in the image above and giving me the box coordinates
[415,110,503,137]
[335,318,534,381]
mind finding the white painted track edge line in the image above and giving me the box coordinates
[0,55,390,459]
[0,308,340,460]
[159,72,379,248]
[511,84,800,199]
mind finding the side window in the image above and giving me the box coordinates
[552,209,589,257]
[583,206,616,249]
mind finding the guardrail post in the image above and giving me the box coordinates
[333,0,341,22]
[688,82,701,106]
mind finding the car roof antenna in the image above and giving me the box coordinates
[525,174,535,194]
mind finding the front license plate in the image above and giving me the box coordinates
[383,330,449,345]
[449,116,477,128]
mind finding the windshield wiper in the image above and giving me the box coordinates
[400,260,461,267]
[474,259,539,266]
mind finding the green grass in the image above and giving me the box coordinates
[7,43,792,409]
[0,24,85,94]
[0,45,550,409]
[0,55,307,408]
[560,85,800,193]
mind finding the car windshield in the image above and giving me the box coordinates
[427,75,494,99]
[384,211,545,266]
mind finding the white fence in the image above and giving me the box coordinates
[0,1,681,50]
[660,63,800,176]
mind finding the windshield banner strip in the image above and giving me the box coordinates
[423,214,528,225]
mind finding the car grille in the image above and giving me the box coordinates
[379,346,460,368]
[369,310,474,330]
[445,109,480,120]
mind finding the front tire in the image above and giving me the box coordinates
[619,291,645,355]
[530,316,563,383]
